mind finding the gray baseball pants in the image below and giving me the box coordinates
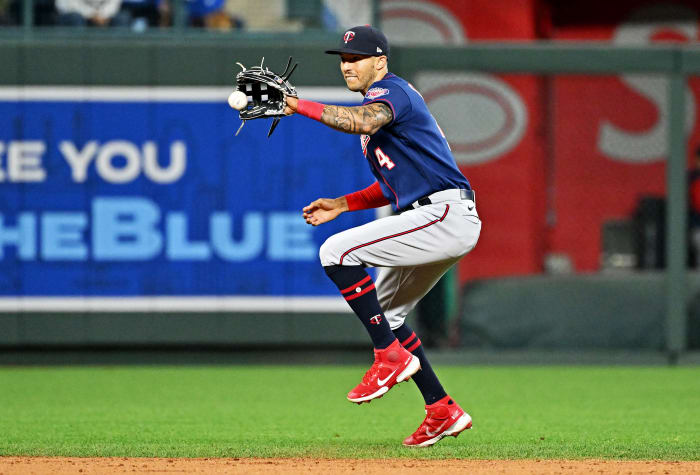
[319,189,481,329]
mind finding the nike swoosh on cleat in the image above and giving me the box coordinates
[377,369,397,386]
[425,420,449,437]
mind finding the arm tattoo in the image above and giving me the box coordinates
[321,102,393,135]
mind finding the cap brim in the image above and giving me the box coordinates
[325,48,380,56]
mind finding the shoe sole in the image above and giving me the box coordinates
[403,413,472,448]
[396,355,421,383]
[347,355,421,404]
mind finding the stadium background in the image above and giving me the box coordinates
[1,0,700,361]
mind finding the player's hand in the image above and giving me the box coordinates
[303,197,348,226]
[284,96,298,116]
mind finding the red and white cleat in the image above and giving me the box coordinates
[402,396,472,447]
[347,339,420,404]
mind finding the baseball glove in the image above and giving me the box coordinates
[234,56,298,138]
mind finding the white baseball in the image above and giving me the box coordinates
[228,90,248,110]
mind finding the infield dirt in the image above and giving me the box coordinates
[1,457,700,474]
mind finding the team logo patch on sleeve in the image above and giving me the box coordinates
[365,87,389,100]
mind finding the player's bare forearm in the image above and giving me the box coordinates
[286,97,393,134]
[303,197,349,226]
[321,103,393,135]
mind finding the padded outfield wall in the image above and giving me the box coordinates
[1,11,699,350]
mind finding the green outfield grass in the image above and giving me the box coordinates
[0,365,698,460]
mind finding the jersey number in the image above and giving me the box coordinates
[375,147,395,170]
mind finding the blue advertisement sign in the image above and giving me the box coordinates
[0,88,375,309]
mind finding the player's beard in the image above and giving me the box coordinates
[344,70,375,93]
[343,75,364,92]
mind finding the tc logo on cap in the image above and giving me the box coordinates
[343,31,355,43]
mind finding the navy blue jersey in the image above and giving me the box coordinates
[360,73,471,211]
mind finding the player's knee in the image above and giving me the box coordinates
[319,236,341,267]
[320,232,363,267]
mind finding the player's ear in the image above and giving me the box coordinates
[375,55,387,70]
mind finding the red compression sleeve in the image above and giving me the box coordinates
[345,181,390,211]
[296,99,325,121]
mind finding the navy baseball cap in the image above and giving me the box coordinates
[325,25,389,57]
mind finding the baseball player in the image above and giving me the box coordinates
[285,26,481,447]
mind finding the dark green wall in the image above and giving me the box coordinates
[0,36,680,87]
[0,37,348,86]
[0,311,368,347]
